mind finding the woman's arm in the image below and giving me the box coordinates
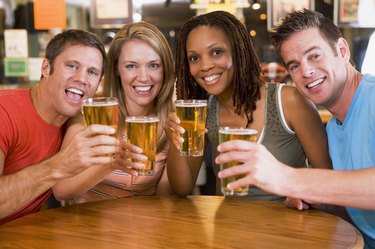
[164,112,204,197]
[156,165,172,196]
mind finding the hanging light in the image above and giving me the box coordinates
[252,0,261,10]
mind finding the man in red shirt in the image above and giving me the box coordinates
[0,29,119,224]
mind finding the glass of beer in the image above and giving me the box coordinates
[218,127,258,196]
[175,100,207,157]
[82,97,119,156]
[125,116,159,175]
[82,97,119,134]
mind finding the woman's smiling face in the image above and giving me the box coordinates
[186,25,234,96]
[117,39,163,110]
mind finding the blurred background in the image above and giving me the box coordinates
[0,0,373,87]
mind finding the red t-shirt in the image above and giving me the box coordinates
[0,89,64,224]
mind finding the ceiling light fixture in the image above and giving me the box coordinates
[252,0,261,10]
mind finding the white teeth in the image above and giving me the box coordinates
[66,88,83,96]
[134,86,152,92]
[307,78,323,89]
[204,74,219,82]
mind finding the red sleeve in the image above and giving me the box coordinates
[0,103,14,157]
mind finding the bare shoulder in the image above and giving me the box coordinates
[281,85,306,103]
[280,85,320,130]
[280,85,314,109]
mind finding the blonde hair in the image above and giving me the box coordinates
[104,21,175,151]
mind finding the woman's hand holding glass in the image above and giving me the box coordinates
[112,137,148,176]
[164,112,184,150]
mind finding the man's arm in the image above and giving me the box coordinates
[0,125,119,219]
[0,149,61,218]
[216,140,375,210]
[53,115,147,201]
[284,167,375,210]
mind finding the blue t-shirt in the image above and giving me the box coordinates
[326,74,375,245]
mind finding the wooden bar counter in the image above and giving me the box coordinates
[0,195,364,248]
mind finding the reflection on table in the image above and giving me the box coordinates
[0,195,364,249]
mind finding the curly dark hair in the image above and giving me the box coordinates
[175,11,261,124]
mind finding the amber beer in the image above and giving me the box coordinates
[82,97,119,133]
[175,100,207,157]
[219,127,258,196]
[125,116,159,175]
[82,97,119,157]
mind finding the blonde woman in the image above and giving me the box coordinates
[53,22,175,203]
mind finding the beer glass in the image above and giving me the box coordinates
[82,97,119,157]
[175,100,207,157]
[82,97,119,135]
[125,116,159,175]
[218,127,258,196]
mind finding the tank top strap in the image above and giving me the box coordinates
[207,95,219,140]
[265,83,289,136]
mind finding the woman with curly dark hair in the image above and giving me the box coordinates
[165,11,332,201]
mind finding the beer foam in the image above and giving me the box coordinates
[219,127,258,135]
[82,102,118,107]
[125,117,159,123]
[175,102,207,107]
[82,97,118,106]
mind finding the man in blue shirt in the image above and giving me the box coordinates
[215,9,375,248]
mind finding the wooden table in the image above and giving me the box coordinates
[0,196,363,249]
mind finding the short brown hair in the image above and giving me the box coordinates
[45,29,107,77]
[271,9,342,56]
